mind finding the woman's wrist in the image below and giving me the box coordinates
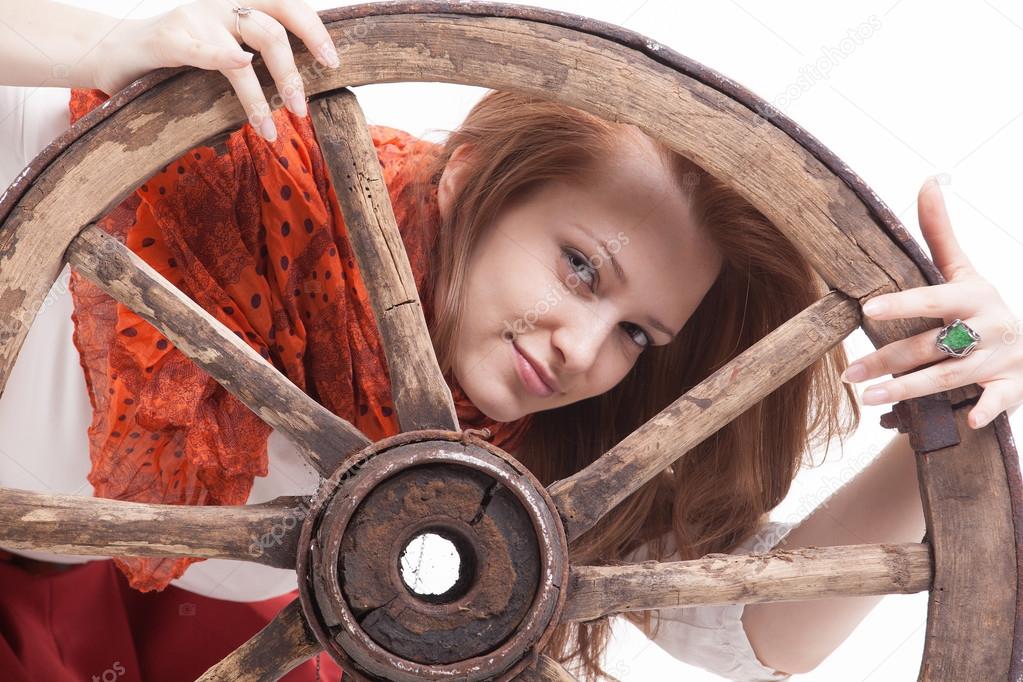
[0,1,137,90]
[82,15,156,96]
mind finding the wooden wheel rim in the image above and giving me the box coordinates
[0,2,1018,680]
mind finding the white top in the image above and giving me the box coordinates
[0,84,793,681]
[624,520,796,681]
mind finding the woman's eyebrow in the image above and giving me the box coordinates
[572,221,629,284]
[572,221,679,342]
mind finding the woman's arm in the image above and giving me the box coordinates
[740,429,925,675]
[0,0,128,90]
[0,0,341,141]
[743,177,1023,675]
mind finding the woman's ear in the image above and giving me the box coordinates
[437,143,475,222]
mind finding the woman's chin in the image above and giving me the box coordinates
[477,396,525,423]
[461,377,524,423]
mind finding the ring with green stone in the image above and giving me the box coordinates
[935,318,981,359]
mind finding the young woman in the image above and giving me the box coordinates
[2,2,1021,681]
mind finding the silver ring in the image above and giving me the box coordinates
[232,6,254,39]
[935,318,981,359]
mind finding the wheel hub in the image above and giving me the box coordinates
[296,430,568,681]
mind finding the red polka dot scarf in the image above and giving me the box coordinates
[67,88,535,592]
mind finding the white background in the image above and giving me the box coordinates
[15,1,1023,679]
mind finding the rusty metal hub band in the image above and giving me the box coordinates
[295,430,568,681]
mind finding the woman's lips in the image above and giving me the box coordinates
[513,342,554,397]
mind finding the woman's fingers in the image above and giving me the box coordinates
[860,279,987,321]
[214,35,280,141]
[842,319,982,384]
[160,28,255,72]
[969,378,1018,430]
[231,9,307,117]
[918,177,976,281]
[858,345,999,406]
[139,1,344,141]
[237,0,340,68]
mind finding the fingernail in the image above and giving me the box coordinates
[260,117,277,142]
[841,362,867,383]
[288,94,307,117]
[321,46,340,68]
[971,411,987,429]
[862,299,886,317]
[861,387,889,405]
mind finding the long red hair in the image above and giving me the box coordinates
[403,90,861,679]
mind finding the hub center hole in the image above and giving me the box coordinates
[398,530,474,603]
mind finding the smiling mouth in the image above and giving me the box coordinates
[512,342,555,397]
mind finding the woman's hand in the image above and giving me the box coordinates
[91,0,341,142]
[840,177,1022,430]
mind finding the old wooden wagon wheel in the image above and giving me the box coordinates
[0,1,1020,680]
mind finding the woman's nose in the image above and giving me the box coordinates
[551,309,614,375]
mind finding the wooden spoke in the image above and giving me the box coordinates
[0,488,308,568]
[514,654,579,681]
[550,291,860,541]
[198,597,322,681]
[65,225,370,478]
[563,542,931,622]
[308,88,459,433]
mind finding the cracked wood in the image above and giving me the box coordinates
[309,88,459,433]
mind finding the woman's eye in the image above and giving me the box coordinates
[562,246,649,349]
[621,322,651,349]
[562,247,596,291]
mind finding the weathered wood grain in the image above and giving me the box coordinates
[916,407,1017,680]
[549,292,860,541]
[514,654,578,681]
[197,598,322,681]
[66,225,370,478]
[0,487,308,568]
[564,542,931,622]
[309,89,459,432]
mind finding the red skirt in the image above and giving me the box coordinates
[0,549,342,681]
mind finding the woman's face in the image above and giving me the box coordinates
[437,130,723,422]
